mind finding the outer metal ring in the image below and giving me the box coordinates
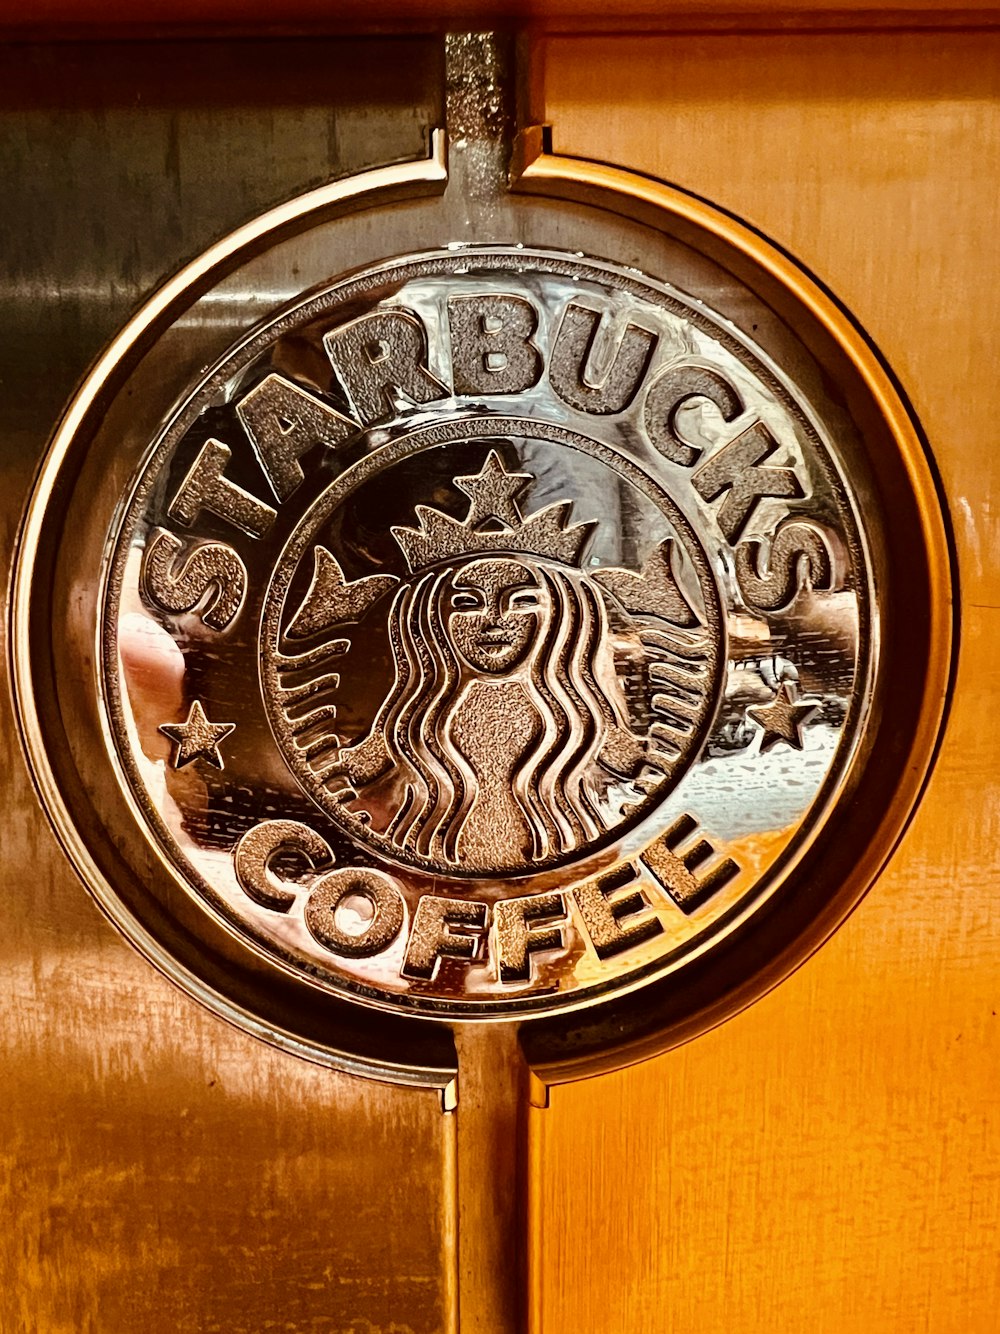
[9,134,955,1085]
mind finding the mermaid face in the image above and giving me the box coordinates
[447,558,547,675]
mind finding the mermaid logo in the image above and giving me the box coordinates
[269,448,720,877]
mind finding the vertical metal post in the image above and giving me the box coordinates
[452,1024,543,1334]
[443,29,545,222]
[440,31,549,1334]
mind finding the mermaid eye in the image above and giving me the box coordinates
[451,591,482,610]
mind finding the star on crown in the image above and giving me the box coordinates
[391,450,596,573]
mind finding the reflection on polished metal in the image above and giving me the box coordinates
[9,26,954,1332]
[105,243,867,1016]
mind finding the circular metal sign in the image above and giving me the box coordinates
[105,246,868,1016]
[12,119,952,1078]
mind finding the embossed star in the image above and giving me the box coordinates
[454,450,531,528]
[747,683,818,753]
[159,699,236,769]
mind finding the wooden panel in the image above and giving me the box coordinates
[536,29,1000,1333]
[3,24,998,1333]
[4,2,1000,36]
[0,39,454,1334]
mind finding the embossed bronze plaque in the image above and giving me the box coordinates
[11,51,954,1325]
[98,242,874,1020]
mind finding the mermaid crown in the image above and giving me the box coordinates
[391,450,595,573]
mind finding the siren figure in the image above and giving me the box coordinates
[296,450,702,874]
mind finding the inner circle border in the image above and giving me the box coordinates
[259,410,727,886]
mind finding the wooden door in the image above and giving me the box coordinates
[2,15,996,1333]
[536,26,1000,1333]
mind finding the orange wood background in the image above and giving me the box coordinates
[535,27,1000,1333]
[1,16,997,1334]
[2,1,1000,31]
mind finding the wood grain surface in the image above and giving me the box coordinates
[0,39,455,1334]
[4,2,1000,38]
[534,28,1000,1333]
[2,23,997,1334]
